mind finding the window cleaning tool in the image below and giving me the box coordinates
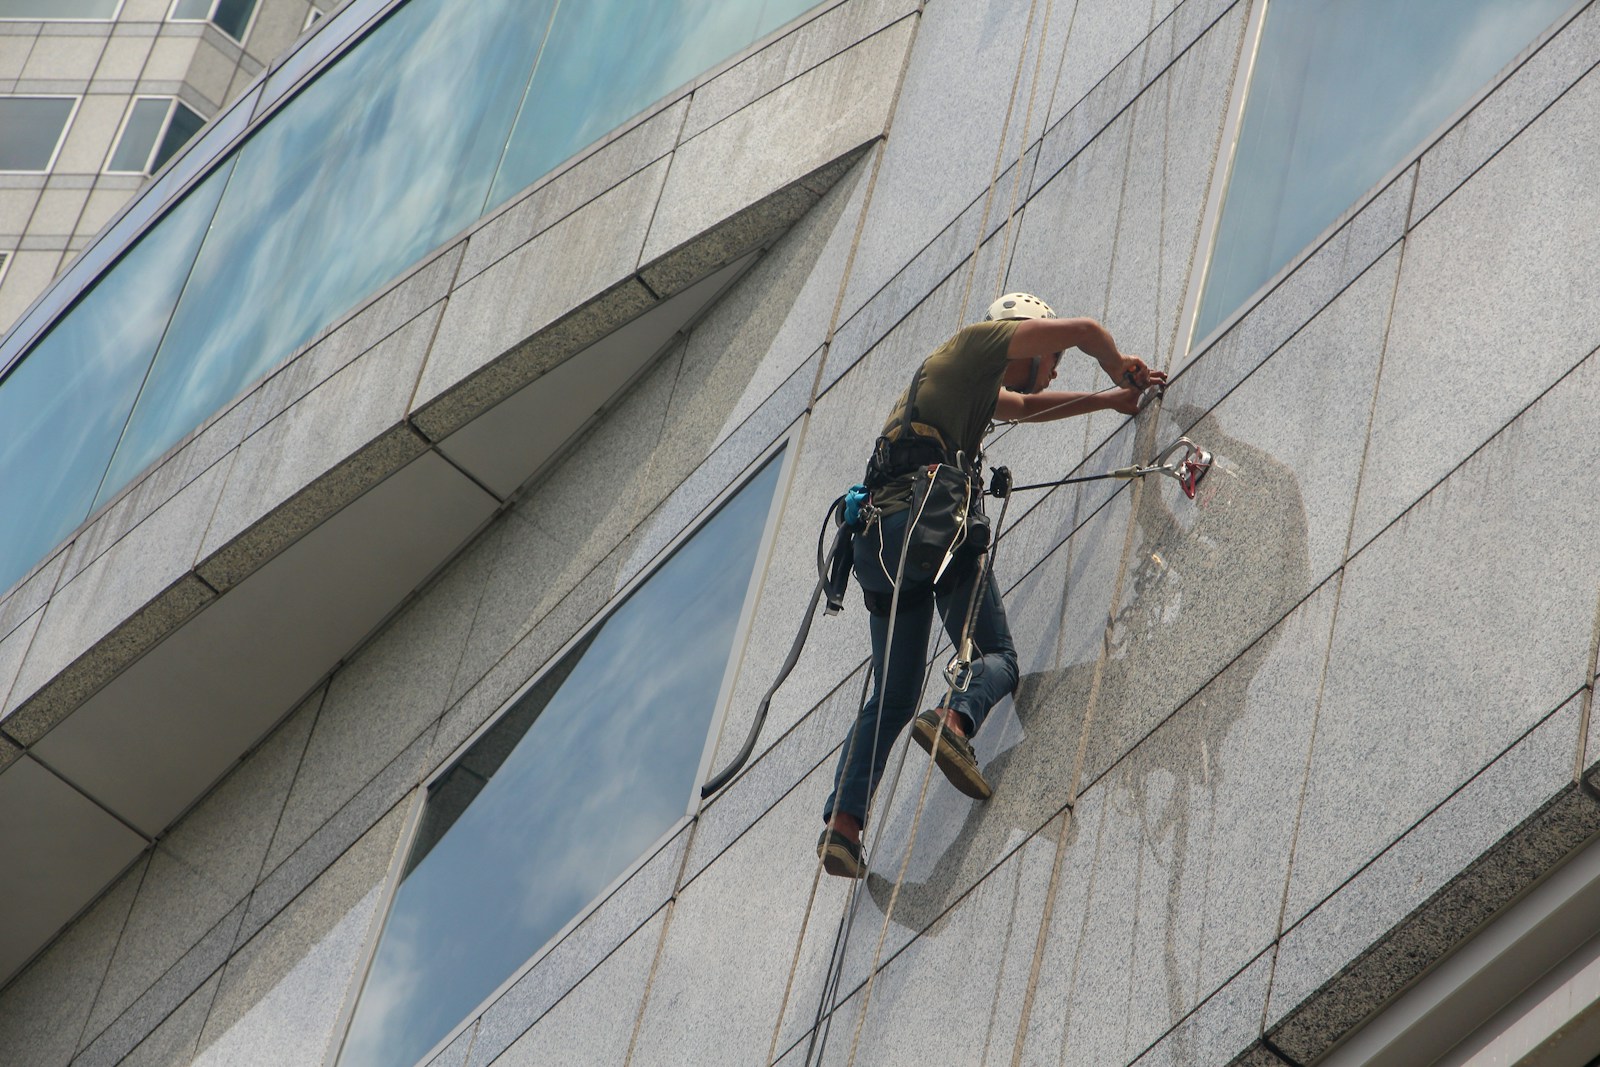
[1001,435,1213,500]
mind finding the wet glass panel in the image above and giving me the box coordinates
[1195,0,1573,343]
[107,98,170,173]
[152,101,205,172]
[104,0,553,497]
[486,0,766,209]
[337,451,784,1067]
[0,97,75,172]
[0,160,232,595]
[0,0,121,16]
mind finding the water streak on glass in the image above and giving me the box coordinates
[1195,0,1572,344]
[336,453,783,1067]
[0,161,233,588]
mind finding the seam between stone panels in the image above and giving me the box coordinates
[620,846,694,1067]
[254,683,327,893]
[1407,14,1600,233]
[632,95,694,277]
[65,854,152,1059]
[1344,341,1600,565]
[403,248,468,425]
[1275,691,1583,953]
[1124,944,1276,1066]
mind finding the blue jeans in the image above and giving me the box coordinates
[823,508,1018,828]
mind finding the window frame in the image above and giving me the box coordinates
[104,95,207,175]
[0,0,125,20]
[0,94,82,174]
[166,0,261,43]
[302,5,324,32]
[327,434,796,1067]
[0,251,11,291]
[1178,0,1586,360]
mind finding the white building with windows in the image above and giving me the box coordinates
[1,0,1599,1064]
[0,0,331,331]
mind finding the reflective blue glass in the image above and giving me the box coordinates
[487,0,766,208]
[0,161,231,594]
[103,0,554,495]
[107,98,169,173]
[336,452,782,1067]
[1195,0,1572,343]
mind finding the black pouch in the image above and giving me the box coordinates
[904,463,976,583]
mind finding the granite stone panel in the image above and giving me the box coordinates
[0,607,42,730]
[1128,950,1275,1067]
[0,542,66,649]
[834,0,1047,323]
[642,17,912,272]
[412,159,669,436]
[190,802,409,1067]
[443,345,685,711]
[1411,0,1600,225]
[425,1024,476,1067]
[689,665,867,885]
[2,458,225,737]
[80,698,317,1043]
[1014,582,1336,1067]
[1287,348,1600,928]
[486,911,665,1067]
[57,389,258,593]
[1352,66,1600,549]
[239,245,462,442]
[73,900,247,1067]
[115,971,220,1067]
[796,824,1060,1067]
[457,101,688,288]
[1269,696,1600,1064]
[0,860,144,1067]
[196,305,444,573]
[1095,0,1248,378]
[259,518,488,875]
[627,758,857,1067]
[463,826,686,1067]
[1078,248,1398,786]
[683,0,915,142]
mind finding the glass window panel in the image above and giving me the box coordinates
[0,0,120,16]
[151,101,205,172]
[0,97,76,172]
[103,0,554,499]
[0,160,232,595]
[486,0,768,209]
[211,0,256,39]
[337,452,784,1067]
[1195,0,1572,343]
[170,0,210,18]
[107,98,171,173]
[756,0,821,37]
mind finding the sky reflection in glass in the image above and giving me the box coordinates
[1195,0,1571,344]
[2,0,817,595]
[337,452,782,1067]
[103,0,553,497]
[0,161,231,587]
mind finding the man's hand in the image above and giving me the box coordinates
[1106,354,1166,390]
[1106,385,1144,415]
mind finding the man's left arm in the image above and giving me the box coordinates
[994,386,1141,422]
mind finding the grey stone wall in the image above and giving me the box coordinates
[3,0,1599,1064]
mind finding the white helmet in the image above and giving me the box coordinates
[985,292,1055,321]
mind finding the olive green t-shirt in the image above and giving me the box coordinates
[874,319,1019,513]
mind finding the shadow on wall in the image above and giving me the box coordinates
[861,400,1311,957]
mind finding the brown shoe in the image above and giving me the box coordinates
[817,828,865,879]
[911,710,992,799]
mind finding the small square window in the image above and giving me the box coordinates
[106,97,205,175]
[168,0,259,42]
[0,97,78,173]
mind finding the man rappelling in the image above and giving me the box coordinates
[816,293,1165,878]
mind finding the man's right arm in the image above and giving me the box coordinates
[1008,317,1165,389]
